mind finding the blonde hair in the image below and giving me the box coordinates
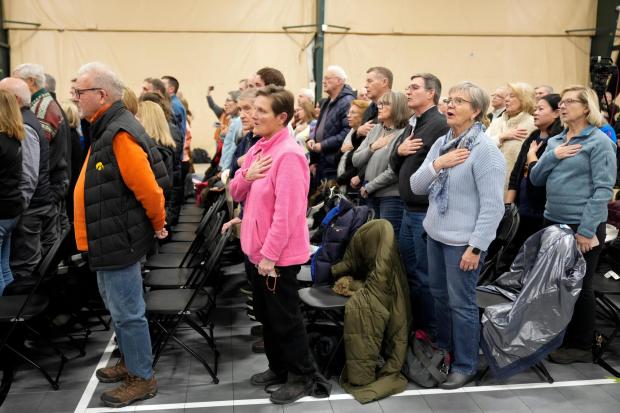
[122,87,138,115]
[351,99,370,112]
[0,90,25,140]
[561,85,605,127]
[137,101,176,148]
[61,100,80,128]
[507,82,535,114]
[298,100,316,122]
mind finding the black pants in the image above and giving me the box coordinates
[249,263,316,376]
[545,220,606,350]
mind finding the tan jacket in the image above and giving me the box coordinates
[486,111,536,191]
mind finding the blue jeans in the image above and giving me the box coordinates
[369,196,404,235]
[97,260,153,379]
[399,210,434,335]
[427,237,485,375]
[0,217,18,295]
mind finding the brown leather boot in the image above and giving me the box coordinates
[101,374,157,408]
[96,357,128,383]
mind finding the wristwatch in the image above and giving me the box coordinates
[469,245,481,255]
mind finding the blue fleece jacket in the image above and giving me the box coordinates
[529,125,617,238]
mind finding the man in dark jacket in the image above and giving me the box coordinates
[390,73,449,335]
[307,65,355,181]
[13,63,69,254]
[73,62,168,408]
[0,77,53,281]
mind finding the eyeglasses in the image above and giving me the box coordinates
[442,97,471,106]
[559,98,583,106]
[377,102,391,109]
[72,88,103,99]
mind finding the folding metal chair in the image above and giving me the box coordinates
[146,202,223,269]
[144,212,225,289]
[593,273,620,377]
[478,203,520,286]
[475,290,554,384]
[0,228,71,391]
[146,229,229,383]
[298,286,348,378]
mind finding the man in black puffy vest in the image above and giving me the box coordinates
[72,62,168,408]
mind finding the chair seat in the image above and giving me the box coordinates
[145,253,187,269]
[593,274,620,294]
[298,286,348,309]
[146,288,215,314]
[180,206,204,215]
[296,265,312,282]
[144,268,195,288]
[0,294,49,322]
[476,289,512,308]
[170,231,196,242]
[158,242,192,254]
[172,223,199,232]
[178,215,202,223]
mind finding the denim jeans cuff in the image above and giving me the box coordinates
[450,367,477,376]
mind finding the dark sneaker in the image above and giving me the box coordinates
[251,339,265,353]
[250,369,286,387]
[548,347,593,364]
[269,375,313,404]
[101,374,157,408]
[96,357,128,383]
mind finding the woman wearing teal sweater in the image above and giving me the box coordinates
[530,85,617,364]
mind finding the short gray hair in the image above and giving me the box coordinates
[13,63,46,88]
[326,65,347,82]
[77,62,124,101]
[44,73,56,93]
[448,81,490,123]
[299,88,315,102]
[535,85,554,94]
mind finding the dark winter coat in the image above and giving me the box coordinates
[311,85,355,177]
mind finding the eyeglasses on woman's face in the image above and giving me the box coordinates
[377,102,391,109]
[442,97,471,106]
[558,98,583,107]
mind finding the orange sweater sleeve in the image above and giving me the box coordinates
[73,149,90,251]
[113,132,166,231]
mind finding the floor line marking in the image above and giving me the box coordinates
[74,334,116,413]
[81,377,619,412]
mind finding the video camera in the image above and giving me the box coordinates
[590,56,617,100]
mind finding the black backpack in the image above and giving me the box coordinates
[403,330,451,388]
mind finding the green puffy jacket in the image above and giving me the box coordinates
[332,219,411,403]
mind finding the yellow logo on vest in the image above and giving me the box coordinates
[96,162,104,171]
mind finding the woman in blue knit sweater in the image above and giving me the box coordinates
[530,86,617,364]
[411,81,505,389]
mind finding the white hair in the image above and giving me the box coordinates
[326,65,347,82]
[299,88,315,102]
[13,63,46,88]
[77,62,124,100]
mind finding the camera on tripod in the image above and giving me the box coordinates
[590,56,617,100]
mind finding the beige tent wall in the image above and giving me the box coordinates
[5,0,595,153]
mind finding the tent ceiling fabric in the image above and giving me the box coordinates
[6,0,596,152]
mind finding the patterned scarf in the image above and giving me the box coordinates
[429,121,484,215]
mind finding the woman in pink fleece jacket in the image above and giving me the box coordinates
[229,85,319,404]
